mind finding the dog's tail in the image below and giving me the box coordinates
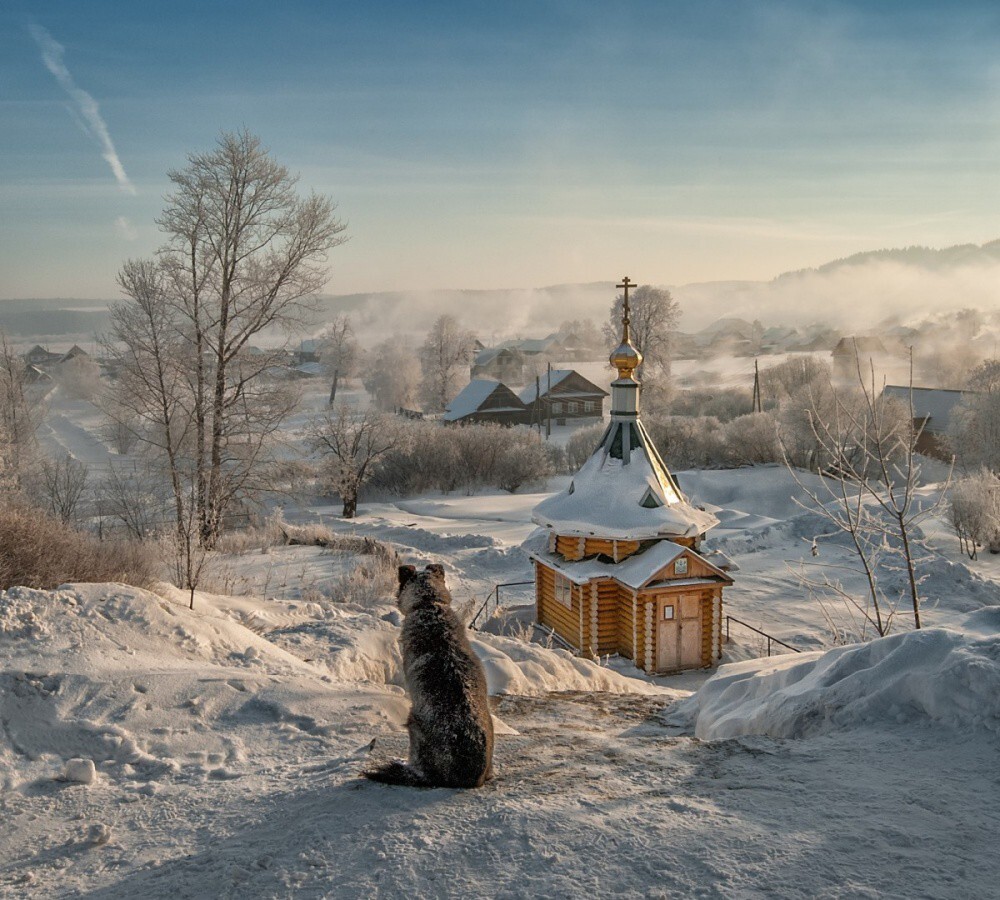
[363,761,429,787]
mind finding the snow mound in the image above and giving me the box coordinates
[0,583,319,676]
[471,634,667,697]
[672,610,1000,740]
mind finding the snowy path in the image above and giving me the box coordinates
[3,692,996,898]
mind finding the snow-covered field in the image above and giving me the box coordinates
[6,383,1000,897]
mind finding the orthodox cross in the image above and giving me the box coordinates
[617,275,636,334]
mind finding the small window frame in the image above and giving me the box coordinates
[554,572,573,609]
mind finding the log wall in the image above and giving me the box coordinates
[535,561,581,650]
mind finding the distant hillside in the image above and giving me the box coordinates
[6,238,1000,342]
[777,239,1000,280]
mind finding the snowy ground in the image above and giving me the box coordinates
[8,380,1000,897]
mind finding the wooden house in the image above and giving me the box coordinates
[471,347,525,383]
[831,336,888,380]
[443,379,527,426]
[518,369,608,426]
[524,279,732,674]
[881,385,971,460]
[25,345,62,367]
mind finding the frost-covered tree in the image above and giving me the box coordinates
[950,468,1000,559]
[419,315,477,412]
[37,454,89,524]
[788,358,948,636]
[311,406,400,518]
[605,285,679,378]
[317,314,359,404]
[950,360,1000,474]
[364,339,422,411]
[0,335,43,491]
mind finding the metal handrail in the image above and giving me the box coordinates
[725,615,802,656]
[469,579,534,630]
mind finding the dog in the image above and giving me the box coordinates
[365,563,494,788]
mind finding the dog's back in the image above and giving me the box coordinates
[366,564,494,788]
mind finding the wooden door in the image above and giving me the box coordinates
[679,594,702,667]
[657,594,703,672]
[657,599,680,671]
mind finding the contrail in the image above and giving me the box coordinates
[28,22,136,195]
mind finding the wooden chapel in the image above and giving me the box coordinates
[525,277,733,674]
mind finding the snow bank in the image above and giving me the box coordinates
[672,607,1000,740]
[470,633,667,697]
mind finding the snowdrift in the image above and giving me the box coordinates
[672,607,1000,740]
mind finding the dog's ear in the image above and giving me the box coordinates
[398,565,417,590]
[425,563,445,579]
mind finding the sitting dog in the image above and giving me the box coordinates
[365,563,494,788]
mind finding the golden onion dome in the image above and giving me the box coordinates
[610,337,642,379]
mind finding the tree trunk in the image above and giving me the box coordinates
[342,494,357,518]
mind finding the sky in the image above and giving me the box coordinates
[3,0,1000,300]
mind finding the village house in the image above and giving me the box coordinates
[518,370,608,426]
[524,278,733,674]
[24,345,63,367]
[831,335,889,380]
[881,385,970,460]
[443,379,527,426]
[470,347,525,383]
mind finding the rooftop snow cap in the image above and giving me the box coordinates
[531,276,718,541]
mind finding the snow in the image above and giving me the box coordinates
[442,378,504,421]
[523,529,728,591]
[672,606,1000,741]
[9,384,1000,897]
[517,369,573,403]
[533,445,718,539]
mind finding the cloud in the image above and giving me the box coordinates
[28,22,136,195]
[114,215,137,241]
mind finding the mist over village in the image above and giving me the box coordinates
[3,2,1000,898]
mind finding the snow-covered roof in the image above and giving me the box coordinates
[532,422,718,540]
[523,529,730,589]
[293,361,324,377]
[444,379,506,421]
[518,370,574,404]
[881,385,971,434]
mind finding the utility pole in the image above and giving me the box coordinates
[752,359,762,413]
[535,374,541,434]
[546,361,552,439]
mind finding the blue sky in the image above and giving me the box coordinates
[3,0,1000,298]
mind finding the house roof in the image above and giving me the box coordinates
[473,347,519,367]
[881,385,971,434]
[523,529,731,589]
[832,336,887,355]
[443,379,519,421]
[532,425,718,540]
[518,370,607,404]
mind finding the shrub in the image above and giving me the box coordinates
[0,502,155,590]
[565,423,605,470]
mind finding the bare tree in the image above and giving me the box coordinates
[96,460,173,541]
[311,406,400,517]
[38,454,89,524]
[105,130,347,548]
[0,335,44,490]
[364,339,422,411]
[419,315,477,412]
[605,285,680,378]
[317,315,359,385]
[786,352,950,636]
